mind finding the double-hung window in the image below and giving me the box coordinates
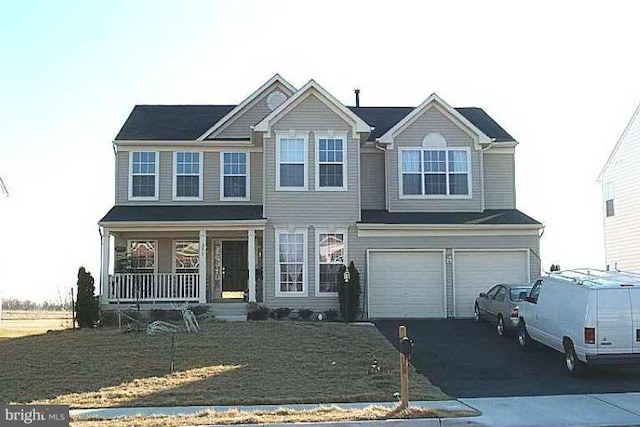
[130,151,158,200]
[277,135,307,190]
[316,136,346,190]
[276,230,307,296]
[128,241,156,272]
[604,182,615,217]
[174,241,199,273]
[400,148,471,197]
[174,152,202,200]
[221,152,249,200]
[316,230,346,295]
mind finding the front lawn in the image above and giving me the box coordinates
[0,321,446,408]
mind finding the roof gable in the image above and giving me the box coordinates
[377,93,493,147]
[254,80,371,137]
[599,102,640,181]
[198,74,296,140]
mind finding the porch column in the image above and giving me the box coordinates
[199,229,207,303]
[248,228,256,302]
[100,227,110,304]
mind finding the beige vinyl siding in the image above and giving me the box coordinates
[602,108,640,271]
[115,148,262,205]
[483,152,516,209]
[360,151,386,210]
[388,107,482,212]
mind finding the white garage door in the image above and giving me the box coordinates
[368,251,445,318]
[454,250,529,318]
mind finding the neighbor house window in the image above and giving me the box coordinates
[400,148,470,197]
[174,152,202,199]
[277,135,307,190]
[130,151,158,199]
[128,241,156,271]
[604,182,615,218]
[316,136,346,190]
[276,230,307,295]
[317,231,346,295]
[221,152,249,200]
[174,241,199,273]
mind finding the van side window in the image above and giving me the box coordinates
[529,280,543,302]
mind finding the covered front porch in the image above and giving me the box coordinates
[99,224,265,306]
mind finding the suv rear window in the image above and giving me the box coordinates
[510,288,530,302]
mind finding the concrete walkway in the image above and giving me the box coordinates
[71,392,640,426]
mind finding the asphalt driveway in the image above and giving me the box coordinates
[376,319,640,398]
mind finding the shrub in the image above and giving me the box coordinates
[274,307,292,320]
[76,267,99,328]
[100,310,144,327]
[337,261,361,322]
[323,309,340,321]
[150,309,183,322]
[189,305,210,316]
[298,308,313,321]
[247,303,270,320]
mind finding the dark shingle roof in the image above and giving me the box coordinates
[99,205,264,223]
[115,104,516,142]
[347,106,516,142]
[359,209,541,226]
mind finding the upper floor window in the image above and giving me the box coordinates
[399,148,471,198]
[129,151,158,200]
[221,152,249,201]
[316,136,346,191]
[174,241,199,273]
[604,181,615,217]
[174,152,202,200]
[277,135,307,190]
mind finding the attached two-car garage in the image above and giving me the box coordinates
[367,249,530,319]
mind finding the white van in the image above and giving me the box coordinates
[517,269,640,375]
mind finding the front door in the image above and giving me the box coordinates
[222,241,248,296]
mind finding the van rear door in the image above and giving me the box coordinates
[597,288,633,354]
[629,288,640,353]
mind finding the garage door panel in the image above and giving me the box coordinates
[454,251,528,318]
[369,251,445,318]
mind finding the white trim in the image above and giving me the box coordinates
[314,133,348,191]
[599,101,640,181]
[275,228,308,297]
[254,80,371,137]
[377,93,493,146]
[275,132,308,191]
[100,227,111,303]
[220,151,251,201]
[248,228,256,302]
[451,248,531,318]
[128,151,159,201]
[173,151,203,201]
[116,141,261,150]
[485,146,516,154]
[398,147,472,199]
[366,249,447,319]
[197,74,297,141]
[315,228,348,297]
[357,223,540,238]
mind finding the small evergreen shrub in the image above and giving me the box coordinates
[189,305,210,316]
[247,303,270,320]
[150,309,183,322]
[76,267,99,328]
[337,261,361,322]
[323,309,340,321]
[274,307,292,320]
[298,308,313,321]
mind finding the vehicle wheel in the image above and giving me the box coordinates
[496,315,505,337]
[517,321,532,350]
[564,340,586,376]
[474,304,481,323]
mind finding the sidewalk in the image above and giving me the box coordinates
[71,392,640,427]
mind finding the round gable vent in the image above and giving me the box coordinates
[267,90,287,111]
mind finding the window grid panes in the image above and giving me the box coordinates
[279,138,305,188]
[129,241,156,271]
[318,233,344,293]
[401,149,469,196]
[176,152,200,198]
[318,138,344,188]
[174,241,199,272]
[223,152,247,198]
[132,152,156,198]
[278,233,304,293]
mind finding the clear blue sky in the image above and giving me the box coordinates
[1,1,639,301]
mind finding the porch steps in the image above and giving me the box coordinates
[209,302,248,321]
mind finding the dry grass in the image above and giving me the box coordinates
[0,310,73,338]
[72,405,476,427]
[0,321,446,408]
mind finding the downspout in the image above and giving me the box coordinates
[479,140,495,212]
[374,141,389,211]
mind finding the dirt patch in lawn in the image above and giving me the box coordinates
[0,310,73,338]
[0,321,446,408]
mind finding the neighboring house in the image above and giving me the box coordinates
[98,74,543,319]
[598,102,640,272]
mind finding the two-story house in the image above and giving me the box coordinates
[98,74,543,319]
[598,102,640,272]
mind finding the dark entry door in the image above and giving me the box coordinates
[222,241,248,292]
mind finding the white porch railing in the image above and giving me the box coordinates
[108,273,200,302]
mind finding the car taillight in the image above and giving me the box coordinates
[585,327,596,344]
[510,307,519,318]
